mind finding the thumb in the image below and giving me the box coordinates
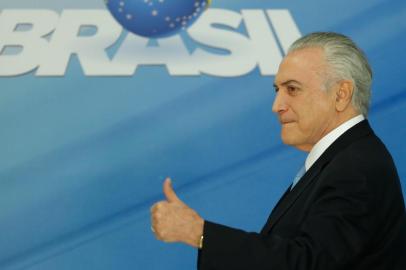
[163,177,181,203]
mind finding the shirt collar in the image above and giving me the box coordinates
[305,114,365,171]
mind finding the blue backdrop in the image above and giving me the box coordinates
[0,0,405,269]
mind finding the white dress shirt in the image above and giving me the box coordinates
[305,114,365,171]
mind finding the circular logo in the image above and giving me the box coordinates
[105,0,211,38]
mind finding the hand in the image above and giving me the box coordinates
[150,178,204,248]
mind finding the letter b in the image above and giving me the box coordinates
[0,10,58,76]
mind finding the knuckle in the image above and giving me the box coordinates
[155,201,165,210]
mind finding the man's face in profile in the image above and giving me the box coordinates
[272,47,339,152]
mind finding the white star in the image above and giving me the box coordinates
[175,17,180,22]
[194,2,199,7]
[118,7,123,12]
[119,1,124,6]
[169,23,175,28]
[159,0,164,2]
[152,10,158,16]
[165,16,171,21]
[126,14,133,20]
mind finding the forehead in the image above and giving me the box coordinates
[275,47,327,85]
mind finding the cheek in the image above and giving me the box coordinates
[296,101,331,133]
[299,102,335,135]
[294,106,315,132]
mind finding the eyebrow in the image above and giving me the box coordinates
[273,80,302,88]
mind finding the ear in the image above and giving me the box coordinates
[335,80,354,112]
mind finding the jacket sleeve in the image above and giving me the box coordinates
[197,169,376,270]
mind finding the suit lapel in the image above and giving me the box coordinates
[261,120,373,234]
[260,185,291,234]
[261,165,322,233]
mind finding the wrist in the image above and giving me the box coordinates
[189,217,204,248]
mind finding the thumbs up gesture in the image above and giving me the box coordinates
[151,178,204,248]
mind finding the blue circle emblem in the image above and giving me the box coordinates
[105,0,211,38]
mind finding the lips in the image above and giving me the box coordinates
[280,120,295,124]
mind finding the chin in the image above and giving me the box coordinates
[280,134,296,146]
[280,133,311,152]
[280,131,301,146]
[281,128,294,142]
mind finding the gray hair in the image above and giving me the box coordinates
[288,32,372,116]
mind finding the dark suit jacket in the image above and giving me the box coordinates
[198,120,406,270]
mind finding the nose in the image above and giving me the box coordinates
[272,90,288,114]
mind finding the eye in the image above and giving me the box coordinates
[274,87,279,93]
[287,85,299,95]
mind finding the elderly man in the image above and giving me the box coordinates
[151,32,406,270]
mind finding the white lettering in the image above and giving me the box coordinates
[0,9,58,76]
[189,9,257,77]
[266,9,301,53]
[0,9,301,77]
[113,34,199,76]
[241,9,283,75]
[37,10,122,76]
